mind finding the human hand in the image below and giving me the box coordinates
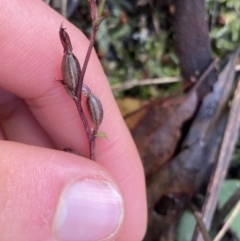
[0,1,147,241]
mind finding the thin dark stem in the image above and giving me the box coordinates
[90,137,95,161]
[76,26,98,100]
[74,99,93,158]
[77,26,98,160]
[90,126,98,161]
[74,0,102,161]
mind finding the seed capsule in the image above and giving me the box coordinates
[87,93,103,129]
[60,25,81,97]
[61,53,81,97]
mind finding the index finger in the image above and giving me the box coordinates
[0,0,147,240]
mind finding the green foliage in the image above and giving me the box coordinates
[97,1,239,98]
[218,180,240,239]
[95,5,179,98]
[176,210,196,241]
[207,0,240,56]
[69,1,240,98]
[177,180,240,241]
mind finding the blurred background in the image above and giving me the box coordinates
[46,0,240,100]
[44,1,240,240]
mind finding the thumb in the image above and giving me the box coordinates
[0,141,125,241]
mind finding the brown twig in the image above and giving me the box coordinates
[61,0,68,18]
[111,77,180,92]
[189,204,212,241]
[194,78,240,241]
[213,201,240,241]
[213,187,240,229]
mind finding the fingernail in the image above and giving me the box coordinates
[53,178,124,241]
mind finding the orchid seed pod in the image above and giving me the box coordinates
[87,93,103,129]
[61,53,81,97]
[60,25,81,98]
[82,84,103,129]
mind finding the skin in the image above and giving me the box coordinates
[0,1,147,241]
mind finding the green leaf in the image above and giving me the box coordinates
[95,131,109,140]
[176,210,196,241]
[218,180,240,238]
[98,0,105,17]
[218,180,240,207]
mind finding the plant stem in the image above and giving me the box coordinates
[74,98,94,159]
[90,137,96,161]
[213,201,240,241]
[76,26,98,100]
[75,0,101,161]
[77,26,98,160]
[90,126,98,160]
[189,204,212,241]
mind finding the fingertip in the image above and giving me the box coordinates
[0,142,125,241]
[53,178,124,241]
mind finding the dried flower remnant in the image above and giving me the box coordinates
[60,25,81,99]
[59,25,73,53]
